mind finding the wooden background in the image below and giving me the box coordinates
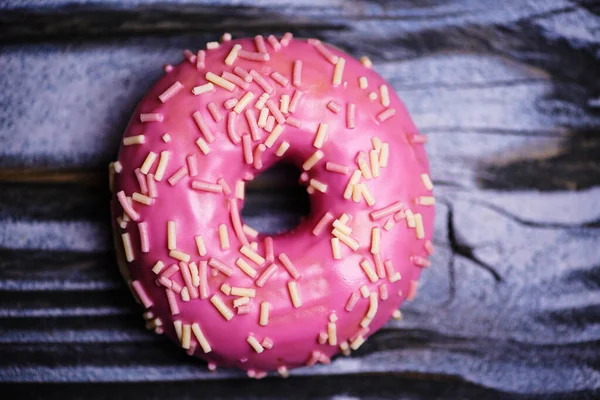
[1,0,599,398]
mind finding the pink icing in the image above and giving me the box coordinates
[110,34,435,374]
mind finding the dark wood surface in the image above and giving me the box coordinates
[1,1,599,398]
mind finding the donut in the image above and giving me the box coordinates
[109,33,434,377]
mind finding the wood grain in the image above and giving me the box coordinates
[0,0,599,398]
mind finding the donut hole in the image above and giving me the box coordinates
[241,163,310,235]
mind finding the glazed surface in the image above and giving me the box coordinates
[110,35,434,374]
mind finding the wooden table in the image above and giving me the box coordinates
[1,1,599,398]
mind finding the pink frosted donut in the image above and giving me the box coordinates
[110,33,434,376]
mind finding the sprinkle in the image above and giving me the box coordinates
[324,162,349,175]
[145,174,157,198]
[250,69,274,94]
[412,255,431,268]
[307,186,315,195]
[332,228,360,251]
[290,60,303,88]
[256,93,270,110]
[361,183,376,206]
[198,261,209,299]
[208,257,234,276]
[313,212,334,235]
[288,281,302,308]
[333,219,351,236]
[368,150,380,179]
[267,35,282,51]
[264,124,284,148]
[313,123,328,148]
[191,180,223,193]
[264,237,274,262]
[222,32,232,41]
[407,280,419,301]
[374,254,385,278]
[159,81,183,103]
[370,227,381,255]
[242,224,257,239]
[269,72,288,88]
[241,245,265,266]
[236,257,258,278]
[233,297,249,308]
[192,111,215,143]
[206,41,219,49]
[159,263,179,279]
[166,289,179,315]
[218,224,230,250]
[167,166,187,186]
[239,49,270,61]
[234,66,252,82]
[257,107,269,128]
[333,58,345,86]
[345,292,359,311]
[229,287,255,298]
[140,112,163,123]
[189,262,199,287]
[360,258,379,283]
[192,82,215,95]
[370,201,404,221]
[113,161,123,173]
[414,213,425,239]
[340,341,351,356]
[173,320,183,341]
[170,250,191,263]
[359,76,368,89]
[308,39,339,64]
[247,335,264,353]
[309,179,328,193]
[377,108,396,122]
[289,89,304,113]
[380,85,390,107]
[237,135,252,166]
[193,235,207,256]
[276,253,302,279]
[237,305,251,315]
[210,295,234,320]
[253,143,266,170]
[180,263,199,299]
[254,35,267,53]
[116,216,126,229]
[392,309,403,320]
[343,170,362,199]
[181,287,191,302]
[417,196,436,206]
[224,44,242,65]
[224,111,240,144]
[405,209,416,228]
[171,280,183,294]
[318,332,328,344]
[425,240,434,255]
[205,103,222,123]
[205,72,235,92]
[196,50,206,69]
[367,292,379,319]
[152,261,165,274]
[418,174,434,191]
[162,134,171,143]
[259,301,270,326]
[369,92,377,101]
[360,56,373,68]
[166,220,177,250]
[346,103,356,129]
[234,91,255,114]
[260,337,273,350]
[131,280,152,308]
[135,168,149,194]
[164,64,174,73]
[244,109,261,141]
[132,192,152,206]
[359,285,369,299]
[266,99,286,124]
[191,323,212,353]
[326,101,342,114]
[352,184,362,203]
[229,198,249,246]
[384,260,401,283]
[123,135,145,146]
[277,366,289,378]
[135,222,150,254]
[275,141,290,157]
[117,191,140,221]
[256,263,278,287]
[279,94,290,114]
[153,151,170,182]
[357,154,372,180]
[302,150,324,171]
[331,237,342,259]
[350,335,365,350]
[234,181,245,200]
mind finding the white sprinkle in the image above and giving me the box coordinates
[173,320,182,341]
[421,173,434,190]
[259,301,270,326]
[417,196,436,206]
[360,258,379,282]
[332,228,360,251]
[333,58,345,86]
[132,192,152,205]
[255,92,269,110]
[240,245,265,266]
[236,257,258,278]
[162,133,171,143]
[123,135,145,146]
[192,82,215,95]
[359,76,368,89]
[288,281,302,308]
[159,81,183,103]
[152,261,165,274]
[121,233,134,262]
[224,44,242,65]
[370,227,381,255]
[405,209,416,228]
[264,124,284,148]
[218,224,230,250]
[170,249,191,263]
[280,94,290,114]
[192,322,212,353]
[205,71,235,92]
[247,335,264,353]
[140,152,158,175]
[414,213,425,239]
[293,60,302,87]
[380,143,389,167]
[236,181,245,200]
[206,41,219,49]
[210,295,234,320]
[313,123,328,149]
[380,85,390,107]
[140,113,163,123]
[350,335,365,350]
[369,92,378,101]
[331,237,342,259]
[392,310,402,320]
[195,235,207,256]
[234,91,255,114]
[181,324,191,349]
[302,150,324,171]
[258,107,269,128]
[360,56,373,68]
[155,151,170,182]
[167,220,177,250]
[370,149,380,178]
[360,285,370,298]
[196,138,211,155]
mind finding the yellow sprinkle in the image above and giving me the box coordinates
[332,219,351,236]
[132,192,152,205]
[234,90,255,113]
[361,183,376,206]
[313,122,328,149]
[332,228,360,251]
[220,283,232,295]
[370,227,380,254]
[360,258,379,282]
[359,76,368,89]
[152,261,165,274]
[233,297,250,307]
[421,173,434,190]
[181,324,191,349]
[360,285,370,298]
[360,56,373,68]
[259,302,270,326]
[333,58,345,86]
[288,281,302,308]
[276,141,290,157]
[155,151,170,181]
[196,138,211,154]
[414,213,425,239]
[192,82,214,95]
[167,221,176,250]
[309,179,328,193]
[331,237,342,259]
[140,151,157,174]
[224,44,242,66]
[418,196,436,206]
[231,287,256,297]
[169,249,191,262]
[218,224,230,250]
[121,233,134,262]
[205,71,235,91]
[240,245,265,265]
[123,135,145,146]
[380,85,390,107]
[343,170,362,200]
[350,335,365,350]
[405,209,416,228]
[247,335,264,353]
[192,322,212,353]
[302,150,324,171]
[210,294,234,320]
[195,235,207,256]
[370,149,380,178]
[328,322,337,345]
[264,124,284,148]
[236,257,258,278]
[379,143,389,167]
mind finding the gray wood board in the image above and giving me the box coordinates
[0,0,599,398]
